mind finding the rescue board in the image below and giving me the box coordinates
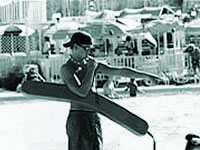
[22,81,149,136]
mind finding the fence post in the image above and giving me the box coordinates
[0,35,1,53]
[11,34,14,56]
[38,29,42,53]
[39,59,50,81]
[25,22,30,57]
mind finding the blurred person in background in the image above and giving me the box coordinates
[43,36,51,55]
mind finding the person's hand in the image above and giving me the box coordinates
[87,57,97,71]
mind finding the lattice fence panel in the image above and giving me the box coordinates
[0,35,36,54]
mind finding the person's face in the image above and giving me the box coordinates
[23,64,39,74]
[71,43,91,61]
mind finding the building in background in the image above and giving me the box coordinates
[0,0,47,23]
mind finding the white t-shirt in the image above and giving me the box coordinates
[43,42,51,53]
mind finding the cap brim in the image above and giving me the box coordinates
[63,41,72,48]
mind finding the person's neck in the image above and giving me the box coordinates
[70,56,88,66]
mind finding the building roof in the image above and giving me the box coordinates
[185,18,200,35]
[145,19,181,34]
[94,10,122,20]
[118,6,175,19]
[80,20,128,38]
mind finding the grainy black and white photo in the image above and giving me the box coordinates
[0,0,200,150]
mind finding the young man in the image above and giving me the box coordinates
[61,31,163,150]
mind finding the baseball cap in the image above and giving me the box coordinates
[63,31,92,48]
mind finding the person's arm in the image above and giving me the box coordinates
[36,73,45,82]
[96,62,163,82]
[60,59,97,97]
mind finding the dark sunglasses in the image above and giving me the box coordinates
[77,44,92,51]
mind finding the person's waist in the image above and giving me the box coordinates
[70,110,96,114]
[71,103,94,112]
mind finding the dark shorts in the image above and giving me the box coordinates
[66,110,103,150]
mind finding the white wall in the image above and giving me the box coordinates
[0,0,47,23]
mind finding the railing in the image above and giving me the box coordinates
[49,55,67,82]
[108,55,135,68]
[0,53,190,83]
[106,54,187,75]
[159,53,186,73]
[0,53,68,82]
[0,54,13,77]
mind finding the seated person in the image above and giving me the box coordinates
[103,76,121,99]
[24,65,45,82]
[16,64,45,92]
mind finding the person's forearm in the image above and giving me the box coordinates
[80,66,96,92]
[77,58,98,95]
[60,64,96,97]
[36,73,45,82]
